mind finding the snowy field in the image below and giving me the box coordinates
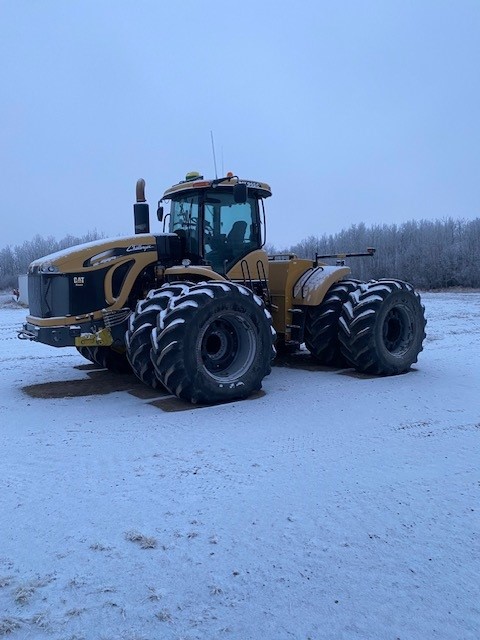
[0,291,479,640]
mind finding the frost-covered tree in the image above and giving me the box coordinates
[2,220,479,290]
[276,218,480,289]
[0,230,105,288]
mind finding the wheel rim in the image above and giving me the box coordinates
[199,312,257,383]
[382,306,413,354]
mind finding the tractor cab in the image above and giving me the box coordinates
[160,172,272,274]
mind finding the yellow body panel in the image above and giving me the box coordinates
[27,234,160,326]
[268,259,311,338]
[29,234,157,274]
[26,313,104,327]
[291,264,351,306]
[226,249,269,281]
[268,258,350,338]
[165,265,226,281]
[166,250,270,285]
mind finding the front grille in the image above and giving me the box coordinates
[28,273,70,318]
[28,273,44,316]
[27,269,111,318]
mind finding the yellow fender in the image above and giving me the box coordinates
[164,265,226,281]
[292,265,351,306]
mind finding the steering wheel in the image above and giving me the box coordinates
[203,220,214,242]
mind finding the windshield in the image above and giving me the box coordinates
[169,190,261,271]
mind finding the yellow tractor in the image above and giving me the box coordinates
[19,172,426,403]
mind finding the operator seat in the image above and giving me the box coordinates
[206,221,248,273]
[227,221,247,250]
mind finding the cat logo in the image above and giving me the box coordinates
[73,276,85,286]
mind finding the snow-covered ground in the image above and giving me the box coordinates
[0,292,479,640]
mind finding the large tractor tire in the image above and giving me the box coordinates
[125,282,191,389]
[338,279,426,375]
[304,278,361,366]
[76,345,131,374]
[151,281,276,404]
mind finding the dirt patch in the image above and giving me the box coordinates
[274,350,342,372]
[22,370,148,399]
[149,389,266,412]
[21,352,324,407]
[23,365,265,413]
[21,353,338,401]
[22,368,267,411]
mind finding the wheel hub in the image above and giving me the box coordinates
[202,320,237,370]
[199,312,256,382]
[383,307,413,354]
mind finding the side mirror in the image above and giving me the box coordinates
[233,182,248,204]
[157,201,164,221]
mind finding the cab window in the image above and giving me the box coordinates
[170,195,201,256]
[204,192,259,271]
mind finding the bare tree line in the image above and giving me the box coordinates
[0,231,104,289]
[1,218,479,290]
[269,217,480,289]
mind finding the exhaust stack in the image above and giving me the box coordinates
[134,179,150,234]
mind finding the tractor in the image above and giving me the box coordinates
[19,171,426,403]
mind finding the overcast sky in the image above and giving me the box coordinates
[1,1,479,250]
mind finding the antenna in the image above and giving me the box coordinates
[210,130,218,178]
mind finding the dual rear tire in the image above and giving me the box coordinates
[339,279,426,375]
[304,279,360,366]
[305,278,426,375]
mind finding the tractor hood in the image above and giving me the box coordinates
[25,233,182,322]
[28,234,160,274]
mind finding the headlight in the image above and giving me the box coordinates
[39,262,60,273]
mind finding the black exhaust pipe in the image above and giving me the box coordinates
[134,178,150,234]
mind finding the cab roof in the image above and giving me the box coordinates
[162,172,272,200]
